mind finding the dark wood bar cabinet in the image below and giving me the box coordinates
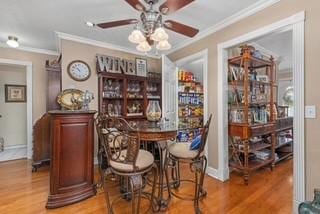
[46,110,96,209]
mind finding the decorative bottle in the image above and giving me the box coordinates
[146,100,161,122]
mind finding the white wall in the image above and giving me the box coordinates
[0,64,27,148]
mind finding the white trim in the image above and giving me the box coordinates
[0,43,59,56]
[206,167,219,180]
[293,200,301,214]
[167,0,281,54]
[4,144,27,150]
[0,58,33,160]
[217,11,305,210]
[292,19,305,207]
[174,49,209,157]
[55,31,160,59]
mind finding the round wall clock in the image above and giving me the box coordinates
[67,60,91,81]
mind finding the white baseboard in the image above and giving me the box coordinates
[293,199,301,214]
[4,145,27,150]
[206,167,219,180]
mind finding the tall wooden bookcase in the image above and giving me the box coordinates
[228,46,277,185]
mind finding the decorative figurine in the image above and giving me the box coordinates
[81,90,94,110]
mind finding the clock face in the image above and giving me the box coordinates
[67,60,91,81]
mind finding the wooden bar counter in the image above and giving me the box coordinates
[46,110,96,209]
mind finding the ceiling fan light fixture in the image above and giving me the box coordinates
[128,29,146,44]
[85,21,95,27]
[6,36,19,48]
[150,27,168,42]
[156,40,171,51]
[160,7,169,14]
[136,40,152,52]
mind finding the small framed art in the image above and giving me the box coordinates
[5,84,27,103]
[135,58,147,77]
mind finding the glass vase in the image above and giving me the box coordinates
[146,100,161,122]
[299,189,320,213]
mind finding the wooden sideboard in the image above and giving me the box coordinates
[46,110,96,209]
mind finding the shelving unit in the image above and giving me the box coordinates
[228,45,277,185]
[177,70,204,142]
[98,72,162,120]
[275,117,293,164]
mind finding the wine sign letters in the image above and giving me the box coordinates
[96,54,136,75]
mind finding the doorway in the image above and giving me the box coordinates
[0,64,27,161]
[0,58,33,161]
[162,49,209,156]
[217,11,305,210]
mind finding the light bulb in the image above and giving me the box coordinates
[136,41,151,52]
[156,40,171,50]
[150,27,168,42]
[6,36,19,48]
[85,21,95,27]
[128,29,145,44]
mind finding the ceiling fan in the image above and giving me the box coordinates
[94,0,199,52]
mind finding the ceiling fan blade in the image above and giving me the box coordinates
[97,19,138,29]
[159,0,194,15]
[124,0,146,11]
[164,20,199,37]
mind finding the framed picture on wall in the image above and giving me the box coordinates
[135,58,147,77]
[5,84,27,103]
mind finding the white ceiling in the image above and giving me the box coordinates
[0,0,267,54]
[255,30,292,71]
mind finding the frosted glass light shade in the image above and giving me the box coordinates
[156,40,171,50]
[150,27,168,42]
[128,29,145,44]
[136,41,151,52]
[6,36,19,48]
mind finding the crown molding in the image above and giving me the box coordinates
[55,31,161,59]
[0,42,59,56]
[166,0,281,55]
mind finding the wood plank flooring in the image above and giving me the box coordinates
[0,159,293,214]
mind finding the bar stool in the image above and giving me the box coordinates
[165,114,212,214]
[99,118,158,214]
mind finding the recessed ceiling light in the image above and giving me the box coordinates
[6,36,19,48]
[85,21,95,27]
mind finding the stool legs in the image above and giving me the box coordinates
[102,171,113,214]
[129,175,143,214]
[102,165,158,214]
[166,156,208,214]
[171,159,181,188]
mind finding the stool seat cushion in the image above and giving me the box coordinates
[110,149,154,172]
[168,142,201,159]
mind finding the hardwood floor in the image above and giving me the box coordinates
[0,159,293,214]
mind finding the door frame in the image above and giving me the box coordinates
[217,11,305,211]
[0,58,33,159]
[174,49,209,158]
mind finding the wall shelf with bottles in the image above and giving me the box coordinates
[98,72,162,120]
[146,72,162,104]
[98,73,144,119]
[177,69,204,142]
